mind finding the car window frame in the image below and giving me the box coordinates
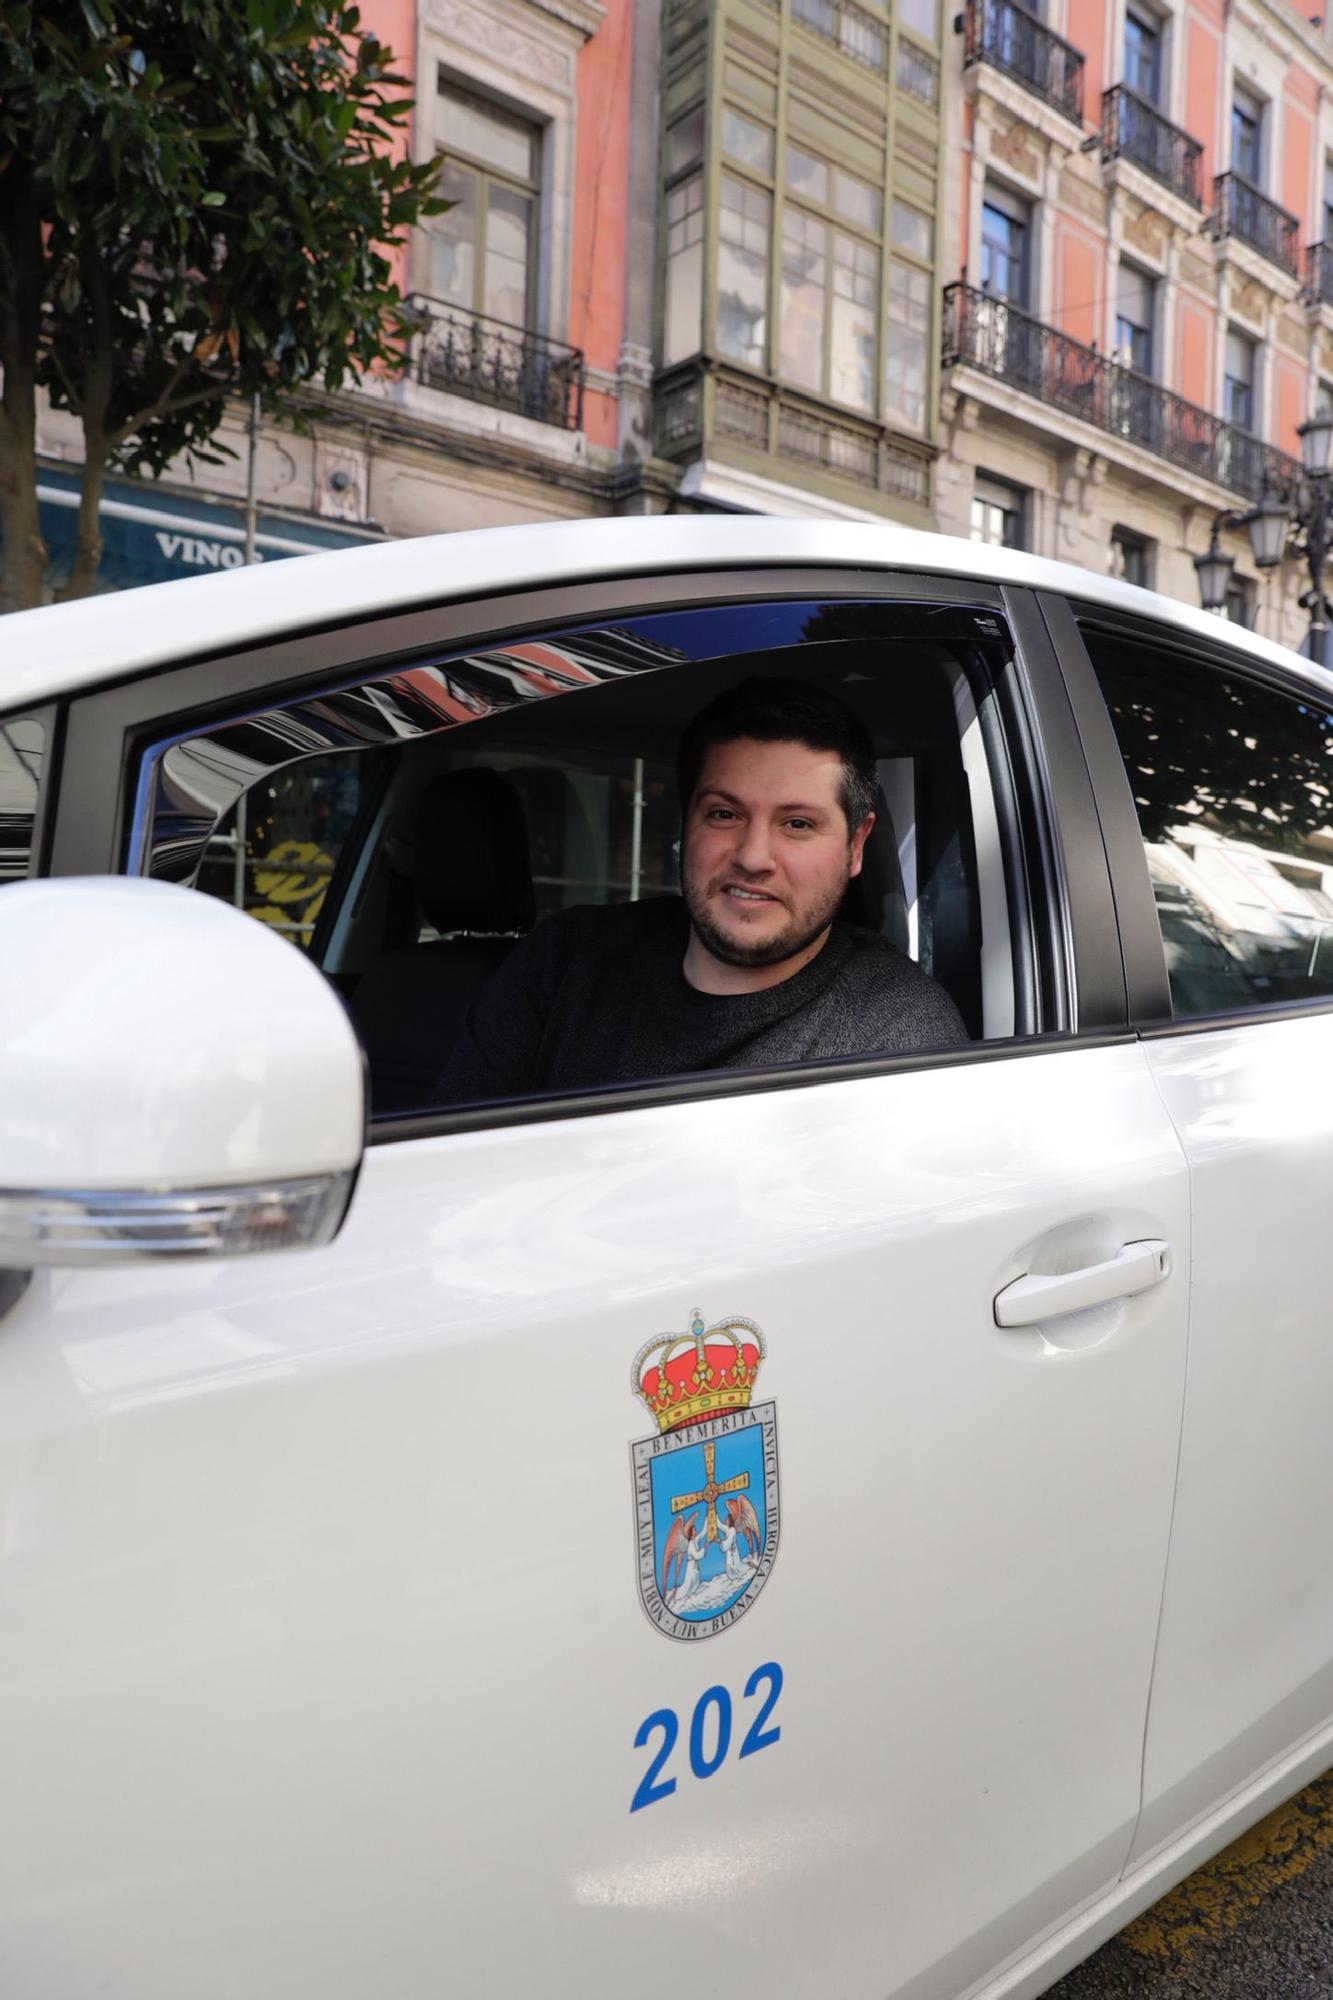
[38,567,1132,1133]
[1048,589,1333,1034]
[0,702,60,884]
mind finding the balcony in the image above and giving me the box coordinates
[1211,174,1300,280]
[654,363,933,513]
[962,0,1083,127]
[407,296,585,432]
[1306,242,1333,307]
[943,283,1300,503]
[1101,86,1202,209]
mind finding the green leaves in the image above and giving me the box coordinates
[0,0,444,526]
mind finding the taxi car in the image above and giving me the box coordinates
[2,515,1333,2000]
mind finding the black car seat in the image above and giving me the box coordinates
[837,795,909,953]
[350,769,536,1115]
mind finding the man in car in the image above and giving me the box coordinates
[437,676,967,1102]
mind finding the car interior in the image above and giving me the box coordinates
[143,596,1021,1116]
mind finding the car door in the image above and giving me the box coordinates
[0,564,1190,2000]
[1047,591,1333,1872]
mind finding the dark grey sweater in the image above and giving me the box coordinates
[437,897,967,1103]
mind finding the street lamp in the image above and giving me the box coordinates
[1193,521,1237,613]
[1204,414,1333,662]
[1194,420,1333,660]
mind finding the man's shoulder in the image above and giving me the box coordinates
[830,924,968,1034]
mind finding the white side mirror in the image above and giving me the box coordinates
[0,878,365,1270]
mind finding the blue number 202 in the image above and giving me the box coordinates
[630,1709,679,1813]
[631,1662,783,1812]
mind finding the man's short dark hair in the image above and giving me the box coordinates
[676,676,879,833]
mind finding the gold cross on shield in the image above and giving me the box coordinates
[669,1440,749,1543]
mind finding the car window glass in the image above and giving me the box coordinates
[1082,623,1333,1016]
[192,753,373,952]
[134,595,1019,1114]
[0,715,47,885]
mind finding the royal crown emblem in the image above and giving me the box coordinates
[632,1309,764,1433]
[629,1308,780,1641]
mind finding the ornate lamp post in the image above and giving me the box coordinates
[1196,413,1333,661]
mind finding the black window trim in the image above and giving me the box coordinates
[1049,590,1333,1037]
[44,566,1129,1132]
[1004,588,1128,1029]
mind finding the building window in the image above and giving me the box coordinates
[980,187,1030,307]
[1124,5,1162,103]
[1224,573,1255,627]
[666,107,704,178]
[1317,379,1333,418]
[432,80,543,329]
[1114,263,1155,375]
[898,0,938,34]
[1323,156,1333,244]
[717,173,772,368]
[1224,327,1256,432]
[776,141,882,414]
[1109,526,1152,588]
[886,260,930,432]
[1231,82,1264,186]
[663,173,705,367]
[971,473,1026,549]
[722,105,775,177]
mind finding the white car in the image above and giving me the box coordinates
[2,516,1331,2000]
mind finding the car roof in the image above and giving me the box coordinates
[4,513,1329,710]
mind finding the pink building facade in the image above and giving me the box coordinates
[32,0,660,589]
[941,0,1333,642]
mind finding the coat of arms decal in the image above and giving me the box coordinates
[630,1309,780,1641]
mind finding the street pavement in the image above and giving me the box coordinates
[1048,1770,1333,1998]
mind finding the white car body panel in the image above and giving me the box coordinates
[1130,1013,1333,1863]
[0,1046,1187,1999]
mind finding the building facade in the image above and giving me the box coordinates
[31,0,642,589]
[650,0,946,521]
[940,0,1333,648]
[27,0,961,593]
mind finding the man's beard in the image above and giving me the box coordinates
[681,869,849,970]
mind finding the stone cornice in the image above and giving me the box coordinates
[527,0,606,41]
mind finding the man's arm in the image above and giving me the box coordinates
[433,920,561,1105]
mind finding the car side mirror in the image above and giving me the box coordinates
[0,878,365,1280]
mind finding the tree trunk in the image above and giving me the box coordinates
[54,259,113,604]
[56,441,107,604]
[0,162,49,614]
[0,405,47,615]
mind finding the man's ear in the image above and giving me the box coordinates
[847,810,875,879]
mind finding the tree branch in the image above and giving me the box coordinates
[106,375,231,447]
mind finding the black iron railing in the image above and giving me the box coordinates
[1212,174,1300,278]
[408,296,585,431]
[1101,86,1202,208]
[1307,242,1333,306]
[963,0,1083,125]
[943,283,1300,503]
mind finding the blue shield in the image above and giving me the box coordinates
[631,1401,779,1641]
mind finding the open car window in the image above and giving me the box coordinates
[134,592,1027,1119]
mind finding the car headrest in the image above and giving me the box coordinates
[413,769,536,936]
[838,795,909,954]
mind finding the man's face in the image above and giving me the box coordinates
[680,736,873,981]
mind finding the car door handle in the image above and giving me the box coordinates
[993,1240,1171,1328]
